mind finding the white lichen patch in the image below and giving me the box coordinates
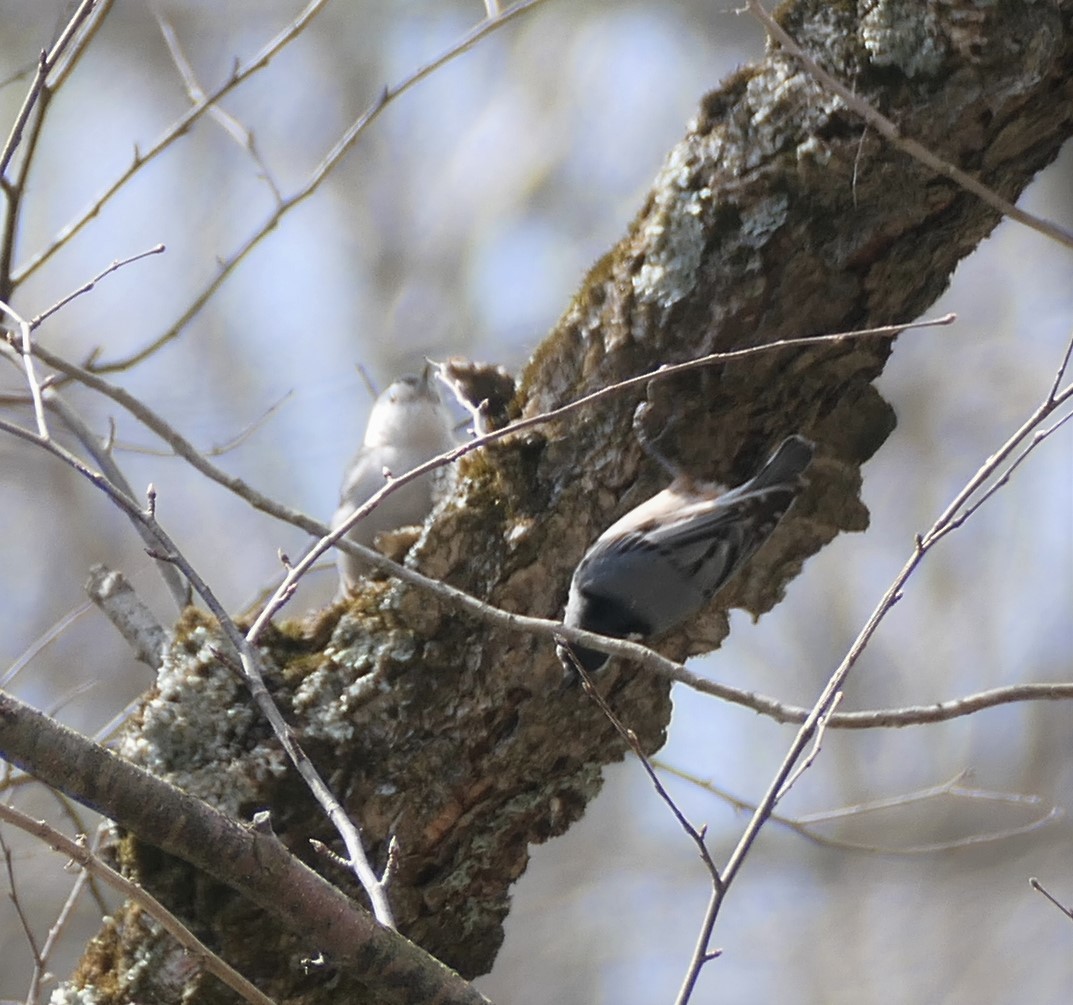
[632,144,712,310]
[291,663,386,744]
[748,61,844,153]
[49,985,100,1005]
[119,624,287,815]
[738,192,791,248]
[861,1,945,78]
[795,134,833,166]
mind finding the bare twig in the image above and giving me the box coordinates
[746,0,1073,250]
[0,49,49,184]
[670,675,1073,728]
[0,0,111,301]
[774,691,842,801]
[674,324,1073,1001]
[816,809,1063,856]
[1,830,44,976]
[943,409,1073,533]
[40,791,110,917]
[660,764,1061,855]
[100,389,294,458]
[157,18,283,202]
[569,653,723,894]
[0,59,39,92]
[1045,328,1073,402]
[12,0,331,287]
[93,691,152,746]
[205,390,295,455]
[0,0,100,178]
[43,679,99,720]
[0,804,277,1005]
[0,781,114,920]
[0,412,395,928]
[91,0,556,372]
[25,823,102,1005]
[1030,878,1073,922]
[29,244,165,329]
[0,299,48,436]
[925,330,1073,544]
[0,601,93,689]
[41,387,192,609]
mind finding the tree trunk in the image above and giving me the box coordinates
[69,2,1073,1001]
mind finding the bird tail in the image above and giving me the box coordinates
[748,435,814,491]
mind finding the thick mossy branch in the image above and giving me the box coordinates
[80,4,1073,1003]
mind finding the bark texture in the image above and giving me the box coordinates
[73,2,1073,1002]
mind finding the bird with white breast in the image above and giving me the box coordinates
[332,367,458,595]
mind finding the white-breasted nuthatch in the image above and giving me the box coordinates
[559,434,814,673]
[332,368,458,593]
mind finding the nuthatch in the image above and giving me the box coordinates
[332,368,458,593]
[560,434,814,673]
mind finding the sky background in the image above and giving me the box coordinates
[0,2,1071,1003]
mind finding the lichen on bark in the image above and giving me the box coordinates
[71,2,1073,1001]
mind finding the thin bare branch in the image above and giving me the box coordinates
[660,763,1062,855]
[0,804,278,1005]
[0,0,112,302]
[0,411,394,927]
[938,400,1073,539]
[1,830,44,975]
[41,388,191,609]
[1030,877,1073,922]
[25,823,101,1005]
[203,390,294,456]
[0,49,49,184]
[12,0,334,286]
[0,602,93,689]
[29,244,165,328]
[570,653,722,892]
[774,691,842,801]
[674,674,1073,728]
[93,691,151,746]
[157,17,282,202]
[91,0,556,372]
[103,385,293,458]
[0,300,48,436]
[0,0,100,178]
[0,59,39,92]
[1045,329,1073,402]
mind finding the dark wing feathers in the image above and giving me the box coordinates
[561,435,814,674]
